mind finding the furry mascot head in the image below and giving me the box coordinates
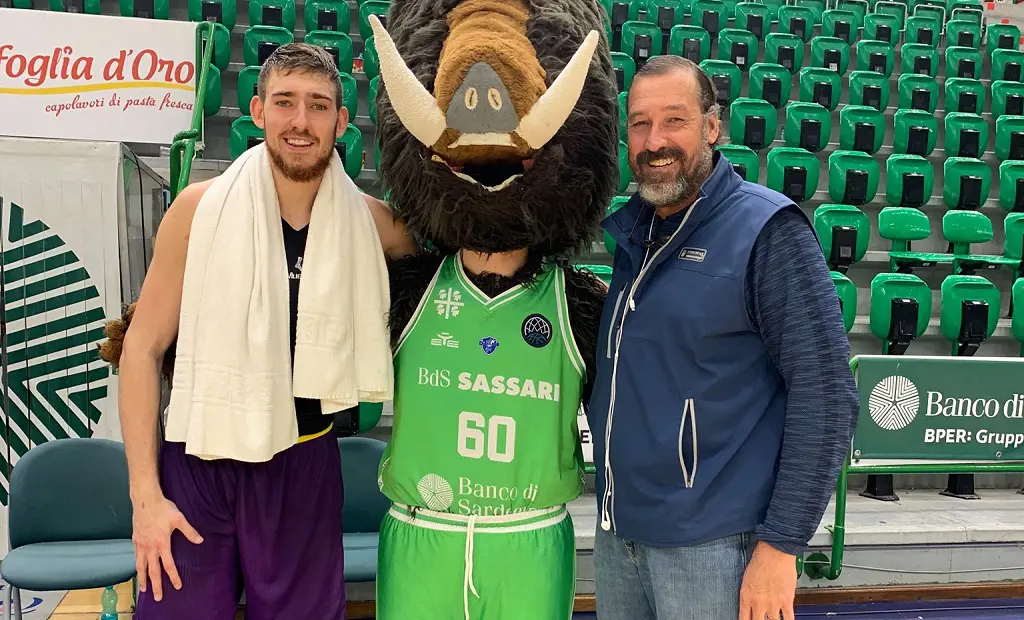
[372,0,619,259]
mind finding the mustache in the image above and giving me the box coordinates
[635,147,687,167]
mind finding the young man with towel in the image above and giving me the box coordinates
[108,44,416,619]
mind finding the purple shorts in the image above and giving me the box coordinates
[134,432,345,620]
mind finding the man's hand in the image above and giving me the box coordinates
[132,492,203,602]
[738,541,797,620]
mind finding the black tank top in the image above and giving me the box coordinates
[283,219,333,437]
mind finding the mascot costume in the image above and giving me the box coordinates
[97,0,618,617]
[369,1,617,617]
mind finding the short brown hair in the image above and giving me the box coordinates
[257,43,344,109]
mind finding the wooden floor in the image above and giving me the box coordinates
[49,581,134,619]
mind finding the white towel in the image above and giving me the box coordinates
[164,143,394,462]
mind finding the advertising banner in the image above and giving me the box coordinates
[0,8,196,144]
[852,355,1024,463]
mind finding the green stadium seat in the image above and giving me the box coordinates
[832,272,857,332]
[51,0,101,14]
[305,0,351,33]
[363,36,379,81]
[618,91,628,141]
[897,74,938,113]
[735,2,772,40]
[188,0,235,29]
[3,0,33,7]
[605,195,631,254]
[730,97,777,151]
[304,31,354,75]
[1004,212,1024,265]
[602,0,637,51]
[863,13,900,45]
[950,1,984,23]
[839,105,884,154]
[119,0,168,19]
[901,43,939,78]
[828,150,879,206]
[618,141,632,193]
[905,15,941,47]
[237,66,260,116]
[944,113,988,159]
[230,117,264,160]
[944,210,1020,274]
[621,20,664,69]
[856,40,894,77]
[639,0,687,50]
[766,147,819,203]
[749,63,792,109]
[886,155,934,208]
[813,204,870,271]
[244,26,294,67]
[335,124,363,180]
[809,36,849,75]
[992,81,1024,119]
[691,0,727,37]
[943,157,991,210]
[794,0,825,24]
[986,23,1021,58]
[717,144,760,182]
[835,0,867,24]
[995,115,1024,162]
[668,25,712,63]
[821,9,859,45]
[765,33,804,74]
[1000,160,1024,212]
[250,0,296,31]
[779,5,815,42]
[1012,279,1024,353]
[203,65,222,117]
[358,1,391,41]
[870,272,932,354]
[913,4,946,26]
[785,102,831,152]
[369,74,385,125]
[945,46,983,79]
[877,206,950,272]
[945,78,985,115]
[701,60,742,108]
[718,29,758,72]
[940,275,1000,356]
[893,109,937,157]
[992,49,1024,83]
[798,67,841,111]
[340,71,358,118]
[848,71,890,111]
[196,21,232,72]
[611,52,637,93]
[947,19,981,49]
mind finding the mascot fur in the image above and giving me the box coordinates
[98,0,618,616]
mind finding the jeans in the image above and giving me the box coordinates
[593,527,757,620]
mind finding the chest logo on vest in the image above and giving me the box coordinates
[522,314,552,348]
[679,247,707,262]
[479,336,500,355]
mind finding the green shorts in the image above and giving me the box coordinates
[376,503,576,620]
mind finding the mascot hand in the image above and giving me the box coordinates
[97,302,175,381]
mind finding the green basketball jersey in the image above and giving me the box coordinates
[380,253,586,517]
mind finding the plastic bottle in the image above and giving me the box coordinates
[99,585,117,620]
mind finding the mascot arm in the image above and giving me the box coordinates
[387,251,446,350]
[563,265,607,413]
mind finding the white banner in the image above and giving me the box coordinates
[0,8,197,144]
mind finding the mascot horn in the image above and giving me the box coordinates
[373,1,617,618]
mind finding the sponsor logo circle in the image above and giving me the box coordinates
[868,375,920,431]
[521,313,552,348]
[417,473,454,511]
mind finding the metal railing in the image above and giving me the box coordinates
[168,21,216,203]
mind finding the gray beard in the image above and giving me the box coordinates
[635,144,713,207]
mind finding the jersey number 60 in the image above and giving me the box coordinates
[457,411,516,463]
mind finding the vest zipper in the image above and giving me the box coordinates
[600,199,702,534]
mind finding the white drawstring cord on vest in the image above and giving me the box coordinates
[464,514,480,620]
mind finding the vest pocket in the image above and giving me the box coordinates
[678,398,698,488]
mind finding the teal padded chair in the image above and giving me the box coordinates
[339,437,390,583]
[1,438,135,620]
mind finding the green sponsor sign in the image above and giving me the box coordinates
[852,355,1024,462]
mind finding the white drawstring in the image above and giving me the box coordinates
[463,514,480,620]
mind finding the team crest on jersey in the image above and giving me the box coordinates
[479,336,500,355]
[521,314,552,348]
